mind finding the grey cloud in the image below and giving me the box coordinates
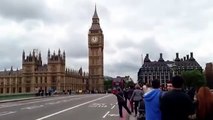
[0,38,23,69]
[104,48,142,80]
[104,36,167,79]
[59,33,87,59]
[108,63,138,74]
[113,0,213,32]
[115,38,136,49]
[0,34,57,69]
[0,0,96,24]
[138,37,167,61]
[105,56,140,81]
[66,57,88,71]
[0,0,50,21]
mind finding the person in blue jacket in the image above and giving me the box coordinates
[143,79,162,120]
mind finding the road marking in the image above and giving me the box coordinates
[36,95,111,120]
[88,103,107,108]
[111,105,115,109]
[0,111,16,116]
[102,111,110,118]
[0,95,95,109]
[108,114,119,117]
[21,105,44,110]
[45,97,82,105]
[0,96,78,109]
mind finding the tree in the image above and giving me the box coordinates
[125,80,135,88]
[181,70,206,89]
[104,80,112,90]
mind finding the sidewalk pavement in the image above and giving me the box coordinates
[129,115,137,120]
[119,101,137,120]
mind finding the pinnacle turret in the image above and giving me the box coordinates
[89,5,102,32]
[93,5,99,19]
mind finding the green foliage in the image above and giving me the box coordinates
[125,81,135,88]
[181,70,206,89]
[104,79,112,90]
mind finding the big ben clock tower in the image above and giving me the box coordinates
[88,6,104,92]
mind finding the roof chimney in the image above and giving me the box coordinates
[175,53,180,61]
[187,55,189,60]
[190,52,195,61]
[158,53,164,62]
[144,53,151,62]
[184,57,186,61]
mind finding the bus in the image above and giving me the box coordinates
[111,77,125,94]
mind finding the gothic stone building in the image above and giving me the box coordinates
[88,7,104,92]
[138,52,202,86]
[0,50,88,94]
[0,7,105,94]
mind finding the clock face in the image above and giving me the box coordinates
[91,36,98,43]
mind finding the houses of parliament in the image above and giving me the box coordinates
[0,7,104,94]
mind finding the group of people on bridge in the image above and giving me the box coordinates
[113,75,213,120]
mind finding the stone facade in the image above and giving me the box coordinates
[0,7,104,94]
[88,7,104,92]
[0,49,88,94]
[138,52,202,86]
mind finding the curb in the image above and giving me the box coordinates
[0,96,43,103]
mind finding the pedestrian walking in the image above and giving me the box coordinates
[195,86,213,120]
[123,88,128,105]
[127,85,135,113]
[130,84,144,117]
[113,88,131,118]
[160,76,194,120]
[143,79,162,120]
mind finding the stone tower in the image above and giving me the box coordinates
[22,49,42,92]
[47,49,65,91]
[88,6,104,92]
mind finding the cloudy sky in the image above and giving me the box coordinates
[0,0,213,82]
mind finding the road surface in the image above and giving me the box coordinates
[0,94,124,120]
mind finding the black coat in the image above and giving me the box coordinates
[127,88,134,100]
[160,89,194,120]
[115,91,125,103]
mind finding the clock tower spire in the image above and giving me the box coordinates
[88,5,104,93]
[89,5,102,32]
